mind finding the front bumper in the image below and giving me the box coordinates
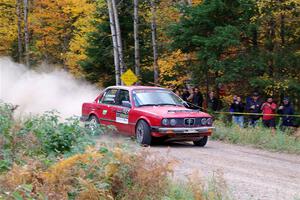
[152,126,215,135]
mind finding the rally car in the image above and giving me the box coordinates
[81,86,214,146]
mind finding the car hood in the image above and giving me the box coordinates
[135,106,212,118]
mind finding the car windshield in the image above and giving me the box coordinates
[132,89,184,107]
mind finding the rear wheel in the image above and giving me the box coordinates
[136,120,152,146]
[193,136,208,147]
[86,115,100,133]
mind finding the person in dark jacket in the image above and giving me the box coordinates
[246,92,262,127]
[278,97,294,130]
[192,87,203,109]
[181,87,190,102]
[207,91,220,111]
[230,96,245,128]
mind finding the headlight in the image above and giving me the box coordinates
[170,119,177,126]
[201,118,207,125]
[162,118,169,126]
[207,118,212,125]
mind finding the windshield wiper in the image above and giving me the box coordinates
[158,103,179,106]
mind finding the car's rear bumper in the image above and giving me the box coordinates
[151,126,214,137]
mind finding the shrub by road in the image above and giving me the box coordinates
[0,102,230,200]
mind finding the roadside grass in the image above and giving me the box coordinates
[212,121,300,154]
[0,102,231,200]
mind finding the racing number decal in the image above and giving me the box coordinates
[116,109,129,124]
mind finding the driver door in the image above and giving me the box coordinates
[112,89,132,135]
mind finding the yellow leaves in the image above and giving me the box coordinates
[63,0,97,77]
[192,0,204,6]
[158,50,191,86]
[258,74,290,95]
[0,0,17,54]
[30,0,97,72]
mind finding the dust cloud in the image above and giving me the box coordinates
[0,57,100,118]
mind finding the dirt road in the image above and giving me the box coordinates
[98,136,300,200]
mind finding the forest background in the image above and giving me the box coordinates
[1,0,299,109]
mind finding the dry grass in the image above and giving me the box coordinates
[0,147,178,200]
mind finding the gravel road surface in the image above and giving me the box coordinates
[149,140,300,200]
[97,136,300,200]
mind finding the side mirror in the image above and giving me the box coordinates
[122,100,132,108]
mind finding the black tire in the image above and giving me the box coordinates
[193,136,208,147]
[136,120,152,146]
[86,115,100,133]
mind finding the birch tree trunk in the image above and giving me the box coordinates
[111,0,125,82]
[107,0,121,85]
[133,0,140,78]
[150,0,159,84]
[16,0,22,62]
[23,0,29,67]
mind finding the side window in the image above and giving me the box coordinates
[115,89,130,106]
[101,89,118,104]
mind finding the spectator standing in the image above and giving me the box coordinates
[192,87,203,109]
[181,87,190,102]
[207,91,219,111]
[246,92,262,127]
[173,88,181,97]
[187,88,194,103]
[230,95,237,113]
[278,97,294,130]
[230,96,244,128]
[261,97,277,134]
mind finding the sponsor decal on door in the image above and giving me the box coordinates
[116,109,129,124]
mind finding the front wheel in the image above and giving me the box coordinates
[136,120,152,146]
[193,136,208,147]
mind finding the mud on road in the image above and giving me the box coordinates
[97,136,300,200]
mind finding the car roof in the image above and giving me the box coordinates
[106,85,167,91]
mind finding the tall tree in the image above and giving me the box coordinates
[150,0,159,84]
[107,0,121,85]
[81,1,152,87]
[16,0,22,62]
[134,0,140,78]
[23,0,29,66]
[112,0,125,80]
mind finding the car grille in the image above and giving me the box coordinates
[184,118,195,126]
[170,118,211,127]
